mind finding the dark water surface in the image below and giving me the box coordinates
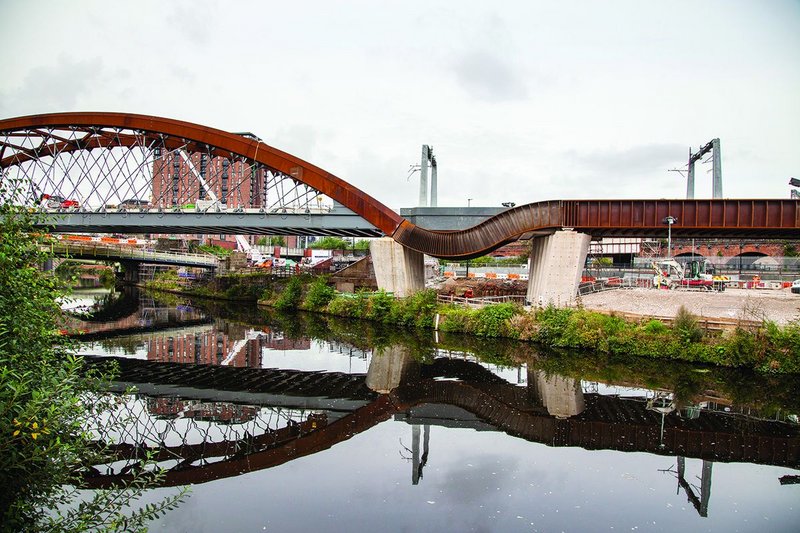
[73,288,800,532]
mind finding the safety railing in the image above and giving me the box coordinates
[437,294,527,306]
[49,241,219,267]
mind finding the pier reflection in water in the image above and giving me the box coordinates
[75,289,800,532]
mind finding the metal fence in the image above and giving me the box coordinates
[437,294,527,306]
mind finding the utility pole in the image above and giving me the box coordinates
[685,138,722,199]
[418,145,429,207]
[430,151,438,207]
[417,145,438,207]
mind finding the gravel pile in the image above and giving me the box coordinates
[580,287,800,325]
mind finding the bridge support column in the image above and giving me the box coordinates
[366,345,419,394]
[370,238,424,297]
[119,260,140,284]
[526,229,590,307]
[528,369,585,418]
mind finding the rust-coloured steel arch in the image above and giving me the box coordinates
[2,113,798,260]
[0,112,404,235]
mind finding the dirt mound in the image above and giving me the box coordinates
[433,277,527,298]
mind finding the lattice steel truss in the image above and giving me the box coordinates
[0,125,328,213]
[87,394,325,478]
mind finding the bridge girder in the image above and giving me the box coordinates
[2,113,798,260]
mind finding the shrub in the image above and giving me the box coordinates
[473,303,519,337]
[509,312,539,340]
[439,305,474,333]
[367,290,394,321]
[327,295,359,317]
[274,276,303,311]
[642,319,669,334]
[304,277,335,310]
[673,306,703,343]
[0,187,185,529]
[534,306,576,344]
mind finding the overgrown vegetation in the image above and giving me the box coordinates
[0,184,186,529]
[274,276,304,311]
[261,275,800,373]
[178,298,800,415]
[55,260,116,288]
[309,236,351,250]
[145,269,277,301]
[256,236,286,247]
[197,243,233,257]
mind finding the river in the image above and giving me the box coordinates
[70,287,800,532]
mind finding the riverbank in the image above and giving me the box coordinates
[142,273,800,373]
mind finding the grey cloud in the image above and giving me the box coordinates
[452,50,528,102]
[568,143,687,176]
[0,56,105,116]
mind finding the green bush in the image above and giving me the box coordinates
[472,303,520,337]
[198,243,233,257]
[327,295,360,318]
[0,189,185,529]
[389,289,437,328]
[275,276,304,311]
[674,306,703,343]
[367,290,394,321]
[534,306,576,344]
[439,305,474,333]
[309,236,350,250]
[642,319,669,334]
[304,277,335,310]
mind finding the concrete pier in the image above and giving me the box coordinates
[369,237,424,297]
[365,344,419,394]
[528,369,585,418]
[526,229,591,307]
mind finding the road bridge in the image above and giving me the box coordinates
[2,112,798,303]
[49,240,219,268]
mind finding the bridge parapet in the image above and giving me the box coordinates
[48,241,219,269]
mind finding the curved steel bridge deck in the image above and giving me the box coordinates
[2,113,798,260]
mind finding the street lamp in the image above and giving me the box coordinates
[663,216,677,258]
[467,198,473,207]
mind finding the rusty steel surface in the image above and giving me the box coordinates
[0,112,404,235]
[2,113,797,259]
[394,199,800,259]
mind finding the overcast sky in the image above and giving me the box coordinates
[1,0,798,211]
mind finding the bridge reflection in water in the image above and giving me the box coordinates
[81,344,799,518]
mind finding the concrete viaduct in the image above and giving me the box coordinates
[2,112,798,305]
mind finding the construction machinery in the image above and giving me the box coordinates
[652,259,726,291]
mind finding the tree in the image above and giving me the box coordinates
[309,236,350,250]
[0,180,185,530]
[256,236,286,247]
[354,239,371,251]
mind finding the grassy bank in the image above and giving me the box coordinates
[144,269,287,301]
[145,272,799,373]
[152,299,799,415]
[259,276,800,374]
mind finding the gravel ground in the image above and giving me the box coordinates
[580,287,800,325]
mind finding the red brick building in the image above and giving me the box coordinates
[151,149,267,208]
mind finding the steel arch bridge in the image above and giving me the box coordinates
[1,112,798,260]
